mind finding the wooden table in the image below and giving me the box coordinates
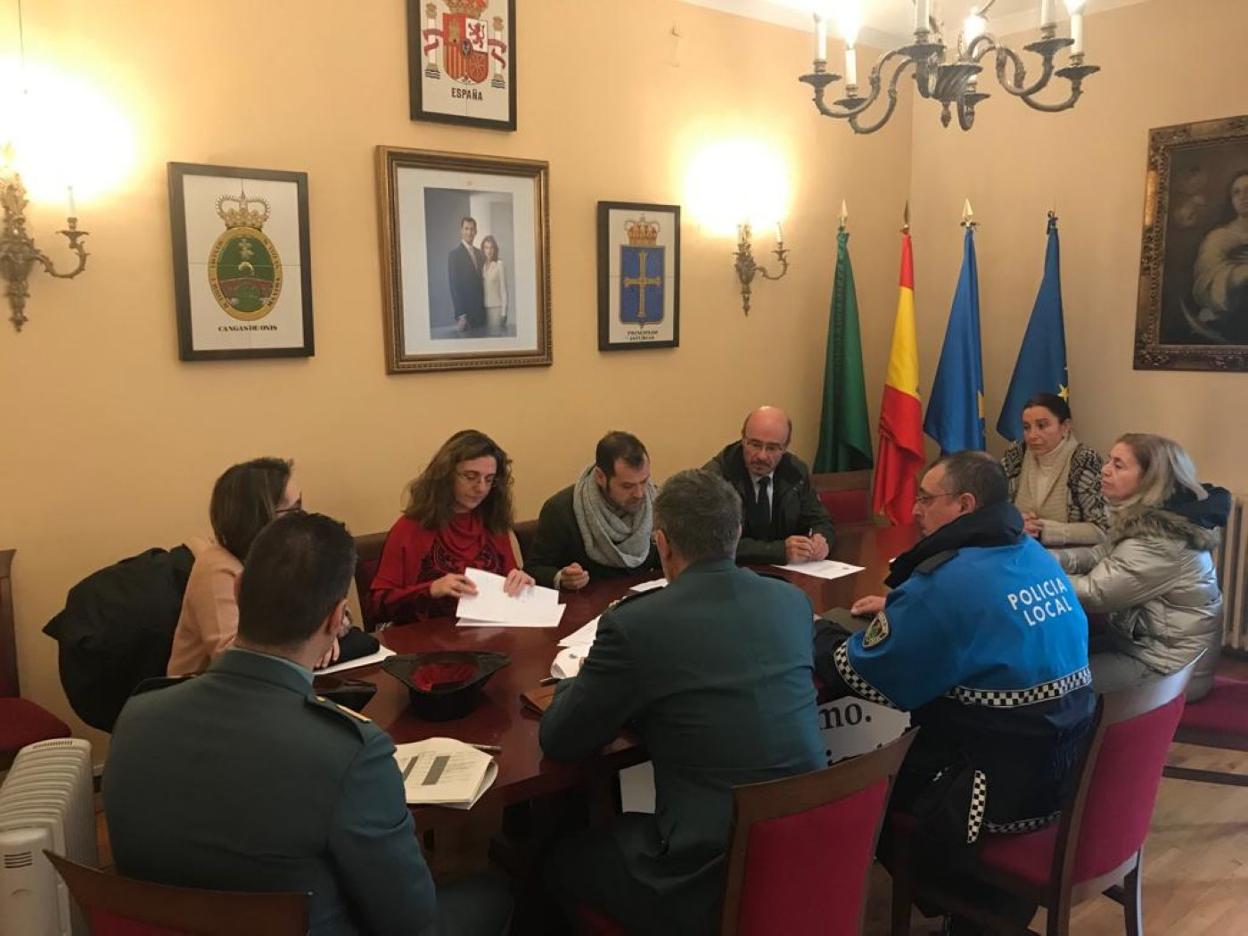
[339,522,918,813]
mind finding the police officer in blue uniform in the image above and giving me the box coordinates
[814,451,1095,932]
[105,513,512,936]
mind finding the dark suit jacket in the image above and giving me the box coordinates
[540,560,826,931]
[104,649,437,936]
[704,441,836,564]
[526,484,661,587]
[448,242,486,328]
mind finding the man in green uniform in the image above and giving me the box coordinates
[105,512,511,936]
[540,469,826,934]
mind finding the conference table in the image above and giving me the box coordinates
[344,521,920,816]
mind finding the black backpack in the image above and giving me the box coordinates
[43,546,195,731]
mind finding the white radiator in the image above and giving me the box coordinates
[0,738,96,936]
[1216,493,1248,651]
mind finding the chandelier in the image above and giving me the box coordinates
[799,0,1099,133]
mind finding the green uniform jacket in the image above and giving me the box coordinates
[525,484,661,587]
[703,441,836,564]
[104,649,437,936]
[540,559,826,928]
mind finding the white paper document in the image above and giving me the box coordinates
[773,559,865,581]
[455,568,564,626]
[550,645,585,679]
[316,645,396,676]
[629,578,668,593]
[394,737,498,809]
[558,615,600,649]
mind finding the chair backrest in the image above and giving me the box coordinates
[513,518,538,568]
[811,471,872,525]
[1,548,18,697]
[45,851,309,936]
[1049,657,1197,896]
[353,531,389,631]
[720,731,916,936]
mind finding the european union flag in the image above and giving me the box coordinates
[924,227,985,454]
[996,215,1068,442]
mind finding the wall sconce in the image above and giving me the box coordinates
[733,222,789,315]
[0,166,89,331]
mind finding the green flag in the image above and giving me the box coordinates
[814,229,874,472]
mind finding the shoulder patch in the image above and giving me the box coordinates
[861,611,891,649]
[607,589,657,612]
[306,694,373,739]
[316,695,371,722]
[915,549,958,575]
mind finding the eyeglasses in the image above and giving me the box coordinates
[914,490,960,506]
[456,471,497,488]
[743,437,787,456]
[274,496,303,516]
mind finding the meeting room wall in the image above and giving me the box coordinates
[905,0,1243,488]
[0,0,913,751]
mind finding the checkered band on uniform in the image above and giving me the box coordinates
[984,811,1061,835]
[966,770,988,844]
[946,666,1092,708]
[833,642,899,710]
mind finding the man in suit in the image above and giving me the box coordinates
[448,215,486,334]
[704,405,836,564]
[540,469,825,934]
[526,430,662,590]
[105,512,511,936]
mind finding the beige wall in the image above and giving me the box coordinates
[905,0,1245,480]
[0,0,912,747]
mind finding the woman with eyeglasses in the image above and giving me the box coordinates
[369,430,534,624]
[168,457,324,675]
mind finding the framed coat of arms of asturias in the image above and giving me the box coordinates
[597,201,681,351]
[408,0,516,131]
[167,163,314,361]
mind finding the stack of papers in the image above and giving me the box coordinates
[317,645,396,676]
[629,578,668,593]
[456,568,566,628]
[394,737,498,809]
[773,559,865,581]
[551,615,599,679]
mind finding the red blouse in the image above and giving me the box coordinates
[368,511,517,624]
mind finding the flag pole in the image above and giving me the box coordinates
[902,200,910,234]
[838,199,849,233]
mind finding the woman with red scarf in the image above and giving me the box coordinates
[369,429,534,624]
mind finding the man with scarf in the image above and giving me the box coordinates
[527,431,661,590]
[814,451,1095,934]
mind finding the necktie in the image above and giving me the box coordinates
[749,477,771,537]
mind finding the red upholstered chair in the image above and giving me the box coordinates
[1162,658,1248,787]
[890,658,1197,936]
[1,548,71,770]
[577,732,915,936]
[811,471,873,526]
[352,532,389,632]
[45,851,308,936]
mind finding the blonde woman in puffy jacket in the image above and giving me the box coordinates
[1054,434,1230,700]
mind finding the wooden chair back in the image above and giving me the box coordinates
[810,471,873,526]
[45,851,309,936]
[513,518,538,568]
[2,548,18,697]
[352,531,389,631]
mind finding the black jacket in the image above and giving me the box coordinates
[526,484,661,588]
[703,441,835,564]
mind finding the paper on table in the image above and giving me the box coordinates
[629,578,668,593]
[773,559,865,581]
[550,646,584,680]
[316,645,396,676]
[457,604,566,629]
[558,615,600,649]
[393,737,498,809]
[456,568,563,625]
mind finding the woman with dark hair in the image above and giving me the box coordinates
[1191,169,1248,340]
[167,457,308,675]
[480,234,509,337]
[1055,434,1230,700]
[369,430,534,624]
[1000,393,1107,546]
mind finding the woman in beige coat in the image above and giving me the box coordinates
[1054,434,1230,700]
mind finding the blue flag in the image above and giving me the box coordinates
[996,216,1068,442]
[924,227,985,454]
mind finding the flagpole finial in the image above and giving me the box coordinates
[839,199,848,231]
[902,200,910,234]
[961,198,977,229]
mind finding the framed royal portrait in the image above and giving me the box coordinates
[1135,114,1248,371]
[597,201,681,351]
[167,163,314,361]
[377,146,551,373]
[407,0,516,131]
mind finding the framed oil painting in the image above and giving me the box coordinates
[597,201,681,351]
[1135,114,1248,371]
[168,162,314,361]
[377,146,550,373]
[408,0,516,131]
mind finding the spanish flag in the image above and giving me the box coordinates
[871,232,925,525]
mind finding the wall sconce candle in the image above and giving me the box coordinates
[733,222,789,315]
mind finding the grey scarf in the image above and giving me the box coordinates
[571,465,655,569]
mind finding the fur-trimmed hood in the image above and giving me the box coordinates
[1110,502,1223,552]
